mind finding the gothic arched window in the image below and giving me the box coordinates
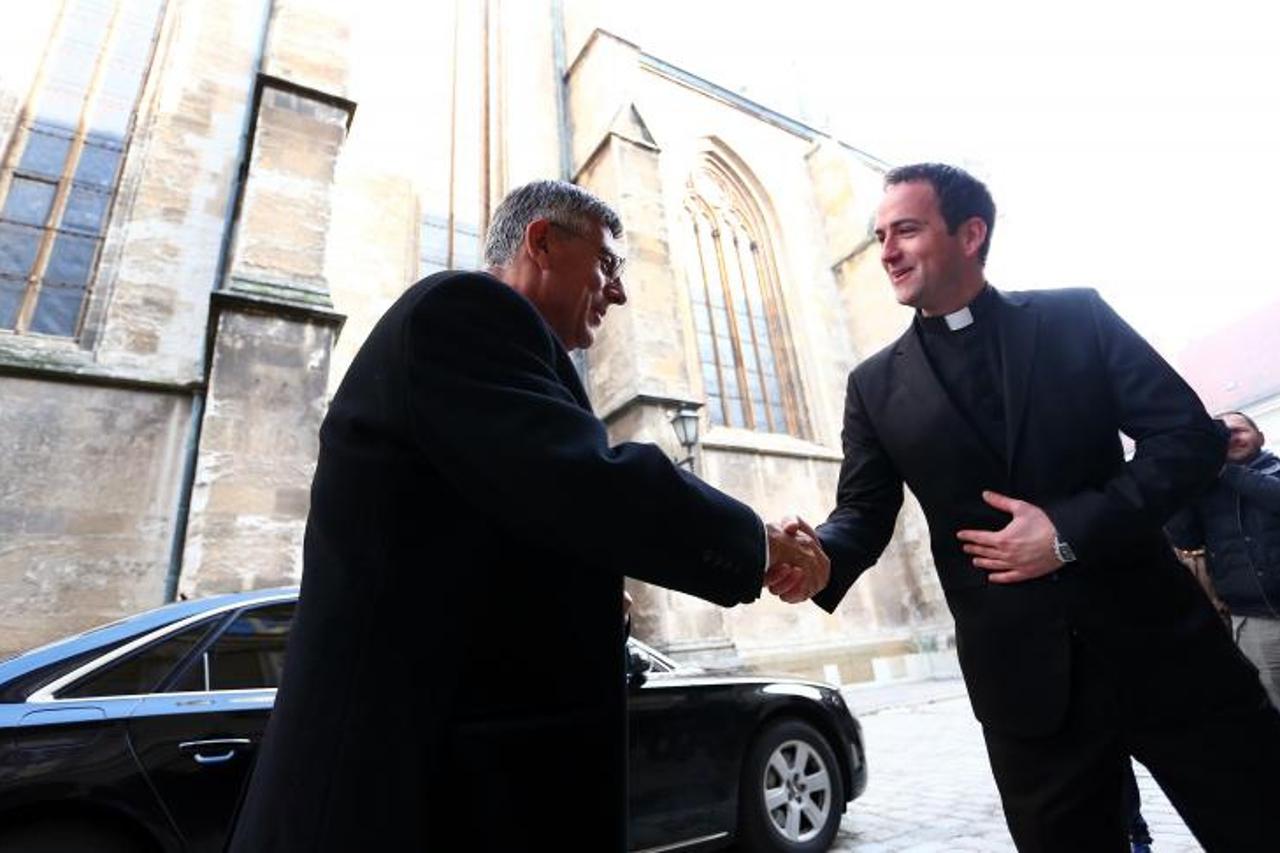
[681,164,807,437]
[0,0,166,337]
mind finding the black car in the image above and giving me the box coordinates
[0,588,865,852]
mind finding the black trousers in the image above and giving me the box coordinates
[983,635,1280,853]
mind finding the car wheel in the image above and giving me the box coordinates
[736,718,844,853]
[0,816,155,853]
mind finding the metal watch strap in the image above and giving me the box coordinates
[1052,534,1076,564]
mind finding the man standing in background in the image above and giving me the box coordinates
[1168,411,1280,708]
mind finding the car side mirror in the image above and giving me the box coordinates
[627,648,651,689]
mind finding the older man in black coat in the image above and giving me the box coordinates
[776,163,1280,853]
[228,181,826,851]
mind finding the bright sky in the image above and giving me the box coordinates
[615,0,1280,360]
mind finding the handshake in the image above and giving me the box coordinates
[763,517,830,604]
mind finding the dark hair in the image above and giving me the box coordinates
[1218,411,1261,431]
[885,163,996,264]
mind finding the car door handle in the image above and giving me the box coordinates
[179,738,252,765]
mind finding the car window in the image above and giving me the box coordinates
[203,602,294,690]
[57,620,215,699]
[167,651,206,692]
[648,654,674,674]
[630,644,675,674]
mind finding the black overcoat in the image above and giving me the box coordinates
[813,287,1251,737]
[228,271,764,850]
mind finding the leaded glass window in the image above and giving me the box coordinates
[0,0,165,337]
[420,213,480,277]
[680,165,807,437]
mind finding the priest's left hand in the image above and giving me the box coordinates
[956,490,1063,583]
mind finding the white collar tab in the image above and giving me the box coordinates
[944,306,974,331]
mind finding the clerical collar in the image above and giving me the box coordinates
[916,285,997,335]
[943,306,973,330]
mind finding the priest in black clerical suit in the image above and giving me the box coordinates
[802,164,1280,853]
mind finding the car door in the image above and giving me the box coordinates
[32,613,229,848]
[627,643,739,850]
[127,601,293,853]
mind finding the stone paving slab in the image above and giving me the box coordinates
[829,682,1204,852]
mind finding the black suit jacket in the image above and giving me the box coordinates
[814,287,1238,736]
[229,271,764,851]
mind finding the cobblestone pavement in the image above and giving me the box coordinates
[828,679,1204,852]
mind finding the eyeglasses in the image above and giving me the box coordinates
[550,222,626,282]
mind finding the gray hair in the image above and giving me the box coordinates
[483,180,623,267]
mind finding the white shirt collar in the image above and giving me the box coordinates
[943,305,974,331]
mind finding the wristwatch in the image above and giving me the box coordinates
[1052,534,1077,564]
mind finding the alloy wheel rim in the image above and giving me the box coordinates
[761,738,832,842]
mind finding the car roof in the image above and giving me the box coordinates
[0,587,298,684]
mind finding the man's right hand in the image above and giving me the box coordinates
[764,516,830,604]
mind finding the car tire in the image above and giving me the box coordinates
[0,815,155,853]
[736,718,844,853]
